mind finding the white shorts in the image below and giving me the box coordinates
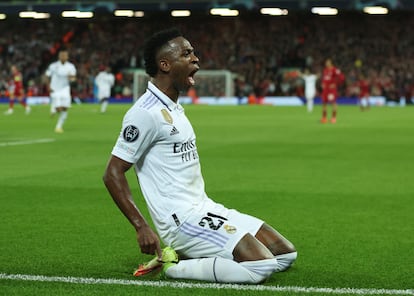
[305,91,315,101]
[51,88,71,108]
[161,198,264,260]
[97,95,108,102]
[97,90,111,101]
[360,97,369,107]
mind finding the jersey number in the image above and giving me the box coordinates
[198,212,227,230]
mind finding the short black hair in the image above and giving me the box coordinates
[143,28,183,77]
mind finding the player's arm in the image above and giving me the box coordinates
[68,65,77,87]
[68,75,77,89]
[45,65,54,93]
[103,155,162,258]
[44,75,52,93]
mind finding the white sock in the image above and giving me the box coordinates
[101,101,108,113]
[56,111,68,129]
[50,102,56,114]
[275,251,297,272]
[165,257,278,284]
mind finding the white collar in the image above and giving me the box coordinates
[147,81,179,111]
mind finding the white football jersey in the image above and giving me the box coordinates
[111,81,207,237]
[95,71,115,99]
[303,74,317,99]
[45,61,76,92]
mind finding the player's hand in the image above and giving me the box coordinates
[136,225,162,260]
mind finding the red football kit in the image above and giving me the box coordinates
[12,71,24,97]
[321,66,344,103]
[358,79,370,98]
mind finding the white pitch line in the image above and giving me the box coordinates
[0,273,413,295]
[0,138,55,147]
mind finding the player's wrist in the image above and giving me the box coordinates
[132,218,150,232]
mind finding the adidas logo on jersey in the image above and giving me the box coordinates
[170,126,179,136]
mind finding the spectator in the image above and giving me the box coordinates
[0,14,412,102]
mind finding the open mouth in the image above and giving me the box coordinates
[188,68,199,86]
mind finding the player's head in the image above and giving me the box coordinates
[11,65,18,74]
[143,28,200,90]
[144,28,183,77]
[58,49,69,63]
[99,65,110,72]
[325,59,333,67]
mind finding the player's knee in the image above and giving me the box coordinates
[240,258,278,284]
[275,251,297,272]
[288,242,297,254]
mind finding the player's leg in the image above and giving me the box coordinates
[55,91,71,132]
[160,203,287,283]
[17,95,30,114]
[331,101,337,123]
[361,96,369,111]
[307,97,314,113]
[54,94,67,132]
[164,233,278,284]
[165,257,278,284]
[50,93,56,116]
[5,96,15,114]
[255,224,295,255]
[100,97,109,113]
[366,96,370,110]
[306,97,310,112]
[230,212,297,272]
[17,95,26,107]
[55,107,68,133]
[321,98,328,123]
[305,91,314,113]
[254,223,297,272]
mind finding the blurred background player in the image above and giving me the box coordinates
[357,73,370,111]
[300,68,318,113]
[45,49,77,133]
[95,65,115,113]
[320,59,345,123]
[4,65,30,115]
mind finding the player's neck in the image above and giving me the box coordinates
[151,79,179,103]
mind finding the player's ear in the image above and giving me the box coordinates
[159,59,170,73]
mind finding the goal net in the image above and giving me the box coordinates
[130,69,234,101]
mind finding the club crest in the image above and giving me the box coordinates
[224,224,237,234]
[123,125,139,142]
[161,109,173,124]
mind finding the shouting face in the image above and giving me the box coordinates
[159,37,200,92]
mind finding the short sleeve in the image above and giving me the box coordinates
[111,108,157,164]
[45,64,53,77]
[70,64,77,76]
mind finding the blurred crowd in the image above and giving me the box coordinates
[0,12,413,102]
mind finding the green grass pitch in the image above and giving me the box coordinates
[0,103,413,296]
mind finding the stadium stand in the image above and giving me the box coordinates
[0,11,413,104]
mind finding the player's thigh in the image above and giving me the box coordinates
[55,94,71,108]
[255,223,296,255]
[52,88,71,106]
[233,233,274,262]
[170,202,264,260]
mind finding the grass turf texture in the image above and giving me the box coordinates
[0,103,413,295]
